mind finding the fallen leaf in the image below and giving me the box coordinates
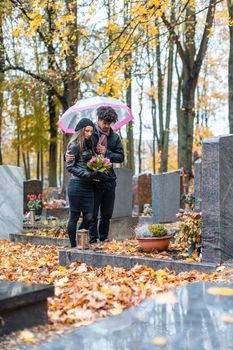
[156,292,178,304]
[19,330,37,343]
[207,287,233,296]
[151,337,167,345]
[221,315,233,323]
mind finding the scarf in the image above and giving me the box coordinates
[95,123,110,147]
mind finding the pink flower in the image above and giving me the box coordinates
[103,158,110,165]
[89,156,97,164]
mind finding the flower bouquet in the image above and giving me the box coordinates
[27,194,42,211]
[87,155,111,172]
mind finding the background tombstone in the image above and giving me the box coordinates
[152,170,181,223]
[0,166,23,239]
[194,159,202,211]
[112,168,133,218]
[24,179,43,214]
[132,173,152,216]
[202,135,233,264]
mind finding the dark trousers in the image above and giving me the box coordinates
[68,211,92,247]
[89,185,115,242]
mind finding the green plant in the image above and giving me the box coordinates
[175,211,202,244]
[148,224,167,237]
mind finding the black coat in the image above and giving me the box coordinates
[66,142,98,212]
[92,127,124,184]
[66,142,98,180]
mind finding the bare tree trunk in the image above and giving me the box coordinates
[137,78,144,173]
[22,151,29,179]
[156,29,164,156]
[40,149,44,185]
[124,1,134,172]
[163,0,217,174]
[0,8,4,165]
[62,0,79,192]
[228,0,233,132]
[16,105,20,166]
[125,72,135,172]
[161,1,175,172]
[36,151,40,179]
[48,89,57,186]
[175,50,182,167]
[146,40,158,174]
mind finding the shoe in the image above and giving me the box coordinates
[100,238,109,242]
[89,238,98,244]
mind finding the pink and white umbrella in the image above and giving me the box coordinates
[58,96,134,133]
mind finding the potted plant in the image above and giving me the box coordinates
[175,211,202,257]
[27,194,42,224]
[135,224,173,252]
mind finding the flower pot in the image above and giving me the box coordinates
[137,235,172,252]
[29,209,36,224]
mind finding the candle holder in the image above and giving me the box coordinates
[76,229,89,250]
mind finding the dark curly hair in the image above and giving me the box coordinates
[96,106,118,124]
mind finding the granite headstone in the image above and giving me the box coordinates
[112,168,133,218]
[0,165,23,239]
[152,170,181,223]
[202,135,233,263]
[24,179,43,214]
[132,173,152,215]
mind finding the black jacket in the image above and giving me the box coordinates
[66,142,99,181]
[92,127,124,183]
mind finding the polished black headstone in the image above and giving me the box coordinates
[32,282,233,350]
[0,281,54,335]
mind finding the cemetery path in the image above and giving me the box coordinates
[0,240,232,349]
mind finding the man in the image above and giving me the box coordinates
[66,106,124,243]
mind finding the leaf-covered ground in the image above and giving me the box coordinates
[0,240,232,348]
[91,239,194,261]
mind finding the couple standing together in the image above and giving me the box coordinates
[66,106,124,247]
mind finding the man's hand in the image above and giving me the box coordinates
[97,144,106,155]
[65,152,75,162]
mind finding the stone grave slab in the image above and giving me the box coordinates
[0,165,23,239]
[59,249,218,273]
[10,217,138,246]
[202,135,233,264]
[112,168,133,218]
[31,282,233,350]
[0,281,54,335]
[152,170,181,223]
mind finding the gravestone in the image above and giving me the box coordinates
[0,281,54,335]
[112,168,133,218]
[132,173,152,215]
[202,135,233,264]
[152,170,181,223]
[31,282,233,350]
[194,159,202,211]
[24,179,43,214]
[0,165,23,239]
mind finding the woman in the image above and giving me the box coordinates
[66,118,99,247]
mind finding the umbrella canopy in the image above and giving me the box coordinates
[58,96,134,133]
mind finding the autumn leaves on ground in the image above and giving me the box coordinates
[0,240,232,346]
